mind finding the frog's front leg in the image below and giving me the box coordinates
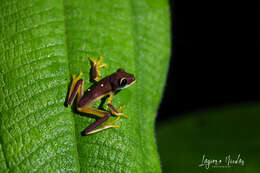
[107,92,129,118]
[89,56,107,82]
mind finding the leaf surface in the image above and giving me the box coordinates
[0,0,170,172]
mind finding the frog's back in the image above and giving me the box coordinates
[78,76,112,107]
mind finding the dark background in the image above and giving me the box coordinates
[157,0,259,121]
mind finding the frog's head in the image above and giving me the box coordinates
[111,68,136,90]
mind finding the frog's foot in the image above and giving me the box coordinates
[108,104,129,119]
[88,56,107,82]
[84,124,120,135]
[67,72,84,104]
[71,72,83,83]
[83,116,121,135]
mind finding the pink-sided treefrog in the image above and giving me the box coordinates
[66,56,136,135]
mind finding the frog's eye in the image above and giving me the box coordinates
[119,78,127,87]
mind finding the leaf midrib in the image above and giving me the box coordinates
[61,0,81,172]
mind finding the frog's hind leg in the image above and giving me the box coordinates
[67,72,84,105]
[78,106,121,135]
[84,123,120,135]
[82,116,121,135]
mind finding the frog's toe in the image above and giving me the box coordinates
[118,105,126,113]
[88,57,97,64]
[97,56,104,64]
[99,63,107,68]
[119,113,129,119]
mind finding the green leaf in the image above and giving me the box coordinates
[0,0,170,172]
[157,104,260,173]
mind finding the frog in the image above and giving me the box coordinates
[66,56,136,135]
